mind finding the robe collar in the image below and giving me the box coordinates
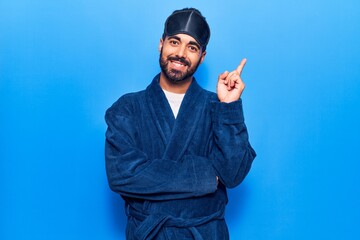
[145,74,209,161]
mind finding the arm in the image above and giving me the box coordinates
[211,58,256,187]
[105,103,217,201]
[210,100,256,188]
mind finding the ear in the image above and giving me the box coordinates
[199,51,206,64]
[158,38,164,52]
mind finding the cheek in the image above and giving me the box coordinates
[161,44,175,55]
[189,54,202,66]
[161,50,173,60]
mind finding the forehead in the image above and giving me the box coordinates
[166,33,200,45]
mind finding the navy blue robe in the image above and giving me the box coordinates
[105,74,256,240]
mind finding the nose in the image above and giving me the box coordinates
[175,44,187,58]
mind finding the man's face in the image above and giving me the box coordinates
[159,34,206,83]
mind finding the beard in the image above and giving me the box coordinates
[159,48,201,83]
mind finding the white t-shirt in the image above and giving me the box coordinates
[162,89,185,118]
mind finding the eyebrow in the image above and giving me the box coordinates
[168,36,201,50]
[189,41,201,50]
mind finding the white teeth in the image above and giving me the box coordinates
[172,61,184,67]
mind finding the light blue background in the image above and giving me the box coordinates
[1,0,360,239]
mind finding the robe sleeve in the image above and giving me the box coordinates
[210,99,256,188]
[105,99,218,201]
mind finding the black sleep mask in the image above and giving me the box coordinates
[163,8,210,49]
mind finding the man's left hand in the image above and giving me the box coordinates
[217,58,247,103]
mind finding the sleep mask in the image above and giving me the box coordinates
[163,8,210,50]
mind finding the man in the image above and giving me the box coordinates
[105,8,256,240]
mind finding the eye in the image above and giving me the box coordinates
[169,40,179,46]
[189,45,199,52]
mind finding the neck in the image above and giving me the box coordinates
[159,72,193,94]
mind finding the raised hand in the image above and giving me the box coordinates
[217,58,247,103]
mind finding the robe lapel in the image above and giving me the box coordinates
[145,75,209,162]
[162,79,208,162]
[145,75,175,147]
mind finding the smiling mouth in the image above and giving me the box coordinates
[168,56,189,67]
[171,60,186,67]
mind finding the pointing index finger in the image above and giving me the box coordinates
[236,58,247,75]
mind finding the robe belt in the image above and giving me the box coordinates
[126,203,225,240]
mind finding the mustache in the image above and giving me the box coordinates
[167,56,190,66]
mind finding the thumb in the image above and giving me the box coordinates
[219,71,229,80]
